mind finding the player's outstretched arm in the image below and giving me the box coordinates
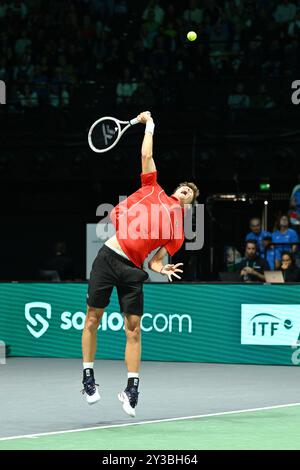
[148,246,184,282]
[137,111,156,175]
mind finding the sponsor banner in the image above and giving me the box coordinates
[241,304,300,345]
[25,305,192,336]
[1,283,300,364]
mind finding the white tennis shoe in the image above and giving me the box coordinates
[81,369,101,405]
[84,386,101,405]
[118,387,139,417]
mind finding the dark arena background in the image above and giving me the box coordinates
[1,0,300,454]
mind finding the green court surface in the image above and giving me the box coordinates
[1,405,300,450]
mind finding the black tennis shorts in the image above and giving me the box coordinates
[87,245,149,315]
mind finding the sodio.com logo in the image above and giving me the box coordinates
[25,303,192,338]
[241,304,300,346]
[25,302,52,338]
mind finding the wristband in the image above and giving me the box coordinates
[145,120,155,135]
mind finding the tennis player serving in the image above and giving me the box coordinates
[82,111,199,417]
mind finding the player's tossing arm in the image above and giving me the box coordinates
[137,111,156,174]
[148,246,184,282]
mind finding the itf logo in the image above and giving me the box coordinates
[241,304,300,345]
[25,302,51,338]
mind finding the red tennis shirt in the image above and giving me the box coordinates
[110,171,185,267]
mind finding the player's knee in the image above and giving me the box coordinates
[85,307,103,332]
[126,324,141,342]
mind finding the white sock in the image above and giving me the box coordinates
[83,362,94,370]
[128,372,139,379]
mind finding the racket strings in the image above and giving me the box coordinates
[101,122,118,146]
[91,119,120,151]
[88,115,139,153]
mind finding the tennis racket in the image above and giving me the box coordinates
[88,115,141,153]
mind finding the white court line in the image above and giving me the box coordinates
[0,402,300,442]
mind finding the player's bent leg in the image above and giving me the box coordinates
[118,314,141,417]
[81,306,104,405]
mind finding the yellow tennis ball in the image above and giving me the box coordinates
[187,31,197,41]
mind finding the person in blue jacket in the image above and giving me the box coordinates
[261,232,276,271]
[272,215,299,269]
[245,217,269,257]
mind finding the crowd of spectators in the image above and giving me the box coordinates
[233,190,300,282]
[224,213,300,282]
[223,177,300,282]
[1,0,300,111]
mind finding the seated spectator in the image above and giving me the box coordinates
[114,0,128,17]
[0,1,8,19]
[251,84,275,109]
[139,22,156,49]
[245,217,269,256]
[132,82,155,107]
[61,85,70,107]
[14,30,31,57]
[288,8,300,37]
[9,1,27,18]
[143,0,165,26]
[280,251,300,282]
[274,0,297,24]
[236,240,270,282]
[149,35,169,77]
[209,52,227,76]
[142,8,160,47]
[183,0,203,25]
[13,52,34,82]
[18,84,38,107]
[246,36,264,74]
[203,1,221,25]
[163,19,177,51]
[81,14,96,40]
[32,65,50,103]
[228,82,250,109]
[224,0,241,26]
[0,57,8,81]
[104,38,121,79]
[202,13,213,38]
[283,38,299,75]
[42,241,74,281]
[262,232,276,270]
[272,215,299,268]
[116,68,138,105]
[49,85,60,107]
[262,39,282,78]
[209,19,230,53]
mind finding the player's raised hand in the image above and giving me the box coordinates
[137,111,152,124]
[160,263,184,282]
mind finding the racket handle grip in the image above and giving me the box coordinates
[129,117,140,126]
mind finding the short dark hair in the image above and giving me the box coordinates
[174,181,199,205]
[263,233,272,240]
[281,251,294,264]
[246,239,257,247]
